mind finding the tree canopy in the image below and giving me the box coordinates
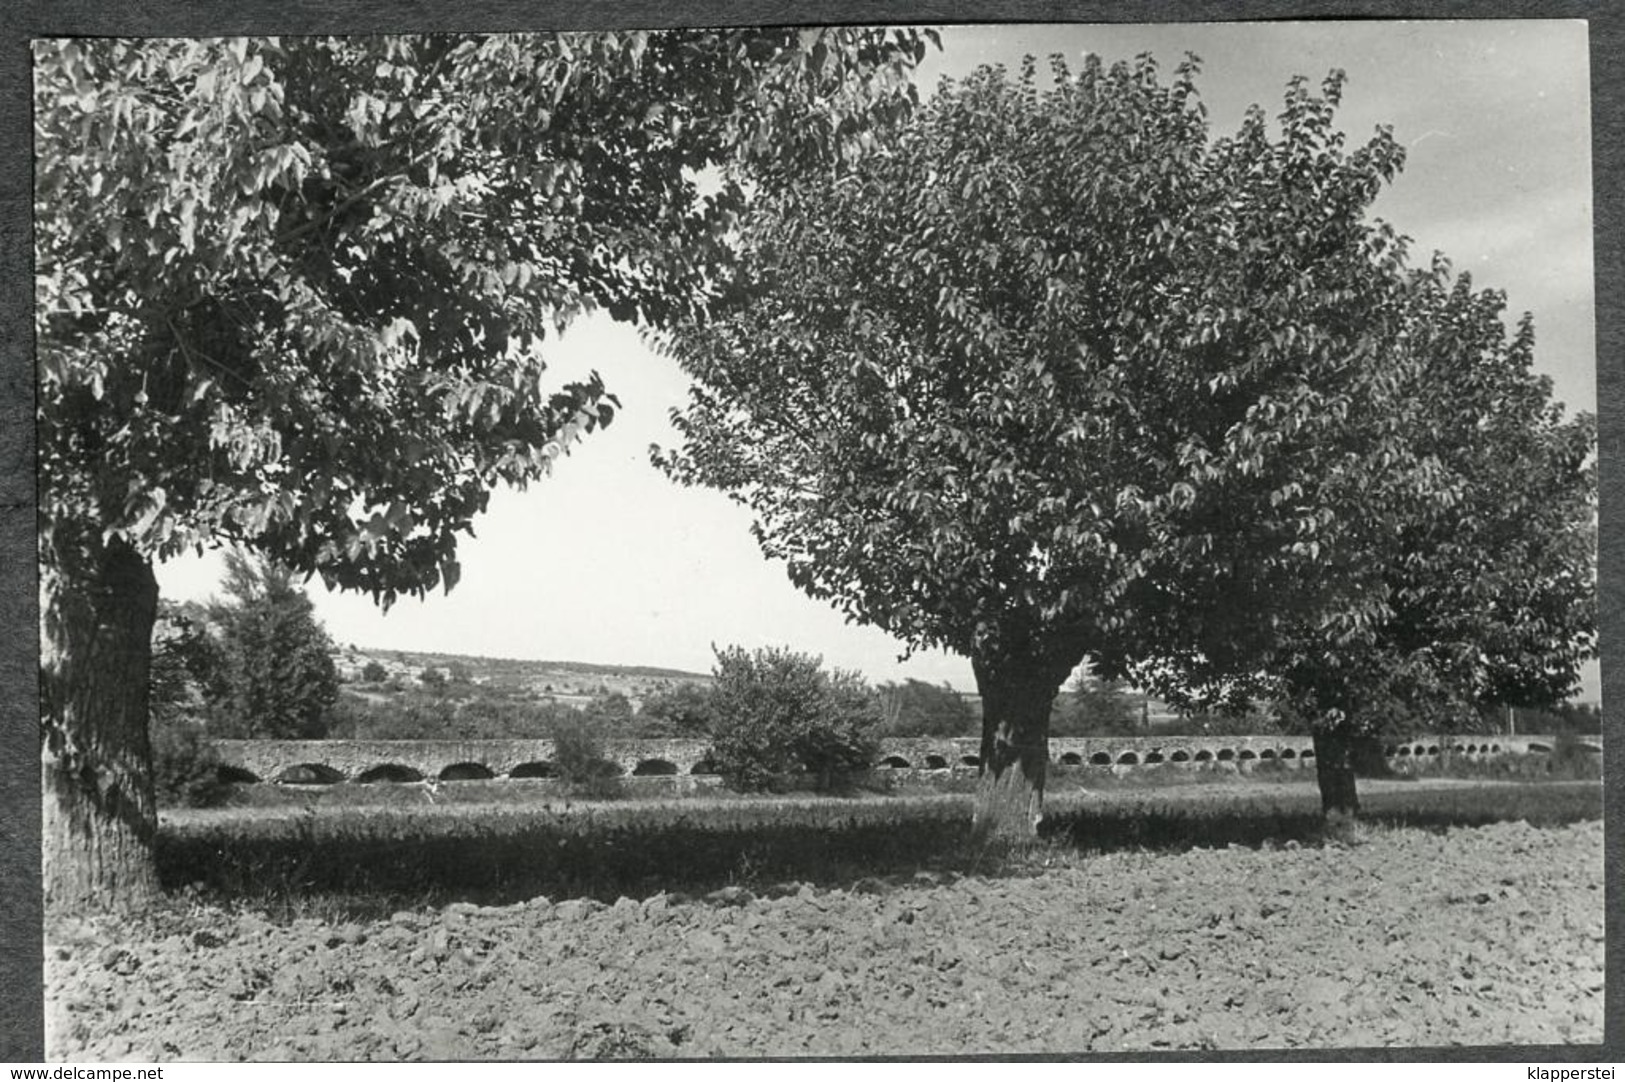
[660,57,1411,680]
[35,29,934,602]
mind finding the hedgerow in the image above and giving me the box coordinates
[157,781,1600,906]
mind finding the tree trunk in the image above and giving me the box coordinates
[40,529,162,914]
[1311,729,1361,818]
[971,656,1065,847]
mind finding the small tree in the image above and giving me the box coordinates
[1050,668,1140,737]
[636,681,717,737]
[360,660,388,683]
[706,646,882,791]
[550,712,623,798]
[876,678,975,737]
[206,552,339,739]
[419,667,448,692]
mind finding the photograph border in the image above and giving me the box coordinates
[2,0,1618,1063]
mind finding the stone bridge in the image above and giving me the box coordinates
[211,733,1586,785]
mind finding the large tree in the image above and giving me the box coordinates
[656,55,1466,842]
[1232,259,1596,815]
[35,28,935,912]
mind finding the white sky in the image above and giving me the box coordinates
[156,21,1600,699]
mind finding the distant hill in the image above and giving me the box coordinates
[330,645,711,707]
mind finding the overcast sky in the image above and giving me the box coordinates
[156,20,1599,698]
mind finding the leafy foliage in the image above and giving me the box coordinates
[1050,669,1141,737]
[360,660,388,683]
[636,681,718,737]
[150,715,229,808]
[583,690,635,731]
[149,601,231,807]
[205,552,339,739]
[706,646,883,792]
[876,678,975,737]
[1175,259,1597,744]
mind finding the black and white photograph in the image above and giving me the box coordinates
[16,11,1610,1062]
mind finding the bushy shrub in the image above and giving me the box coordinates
[551,714,624,799]
[151,715,229,808]
[360,660,388,683]
[706,645,883,792]
[419,666,448,691]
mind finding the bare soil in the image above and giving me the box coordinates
[45,816,1602,1058]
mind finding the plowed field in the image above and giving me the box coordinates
[45,816,1603,1058]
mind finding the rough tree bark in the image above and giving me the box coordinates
[40,529,162,914]
[1311,728,1361,818]
[970,653,1072,846]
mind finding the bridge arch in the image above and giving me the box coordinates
[880,755,912,769]
[691,759,720,775]
[440,762,495,781]
[275,763,344,785]
[1194,749,1213,762]
[217,765,259,784]
[1059,752,1084,766]
[924,754,949,770]
[509,761,555,779]
[1117,751,1139,766]
[959,755,981,768]
[357,763,425,784]
[1091,752,1113,766]
[1216,749,1235,762]
[632,758,679,776]
[1169,750,1190,762]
